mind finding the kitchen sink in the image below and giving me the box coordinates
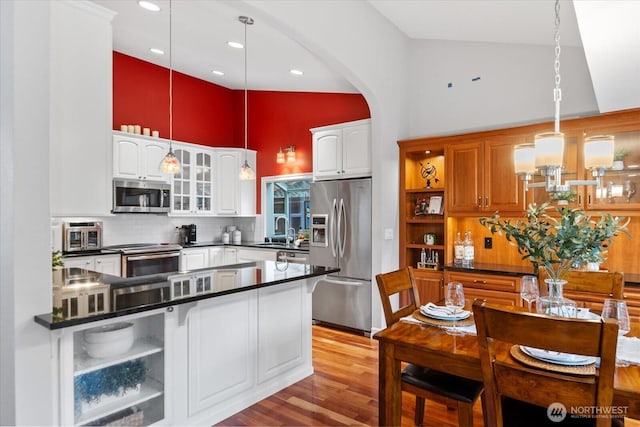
[254,242,289,247]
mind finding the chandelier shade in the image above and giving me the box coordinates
[584,135,614,169]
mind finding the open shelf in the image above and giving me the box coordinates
[75,378,163,426]
[74,337,164,375]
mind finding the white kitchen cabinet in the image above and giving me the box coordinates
[223,247,238,265]
[113,133,169,182]
[209,247,225,267]
[172,144,215,216]
[175,279,312,425]
[187,292,256,415]
[62,254,121,277]
[257,281,309,383]
[216,150,257,216]
[57,310,169,426]
[311,119,371,181]
[49,2,116,216]
[180,247,209,271]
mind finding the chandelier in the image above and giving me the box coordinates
[514,0,613,193]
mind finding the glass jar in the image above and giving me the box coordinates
[536,279,577,318]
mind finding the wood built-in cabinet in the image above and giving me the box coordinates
[397,139,446,304]
[444,270,523,307]
[445,137,526,214]
[399,108,640,307]
[585,130,640,210]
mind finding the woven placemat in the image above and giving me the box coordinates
[412,309,475,327]
[510,345,596,376]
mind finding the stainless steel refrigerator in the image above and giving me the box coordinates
[310,177,372,334]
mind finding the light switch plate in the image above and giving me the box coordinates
[384,228,393,240]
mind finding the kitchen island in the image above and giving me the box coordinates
[35,261,338,426]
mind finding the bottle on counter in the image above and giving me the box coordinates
[454,232,464,265]
[420,248,427,266]
[463,231,474,266]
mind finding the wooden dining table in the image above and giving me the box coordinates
[374,308,640,426]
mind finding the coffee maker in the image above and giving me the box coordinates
[180,224,197,245]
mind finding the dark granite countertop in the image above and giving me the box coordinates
[444,262,536,277]
[173,241,309,252]
[36,261,337,330]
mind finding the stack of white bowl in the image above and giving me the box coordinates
[83,322,134,359]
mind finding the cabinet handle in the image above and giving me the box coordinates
[578,194,582,205]
[485,197,489,207]
[473,279,487,284]
[588,194,591,206]
[477,197,482,208]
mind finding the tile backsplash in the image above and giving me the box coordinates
[53,214,262,247]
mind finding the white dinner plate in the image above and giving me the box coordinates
[520,345,597,366]
[420,306,471,321]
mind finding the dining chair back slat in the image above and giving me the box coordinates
[473,300,619,427]
[376,267,420,327]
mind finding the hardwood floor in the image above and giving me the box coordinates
[216,325,639,427]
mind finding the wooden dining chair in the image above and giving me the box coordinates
[473,299,621,427]
[376,267,484,426]
[540,270,625,312]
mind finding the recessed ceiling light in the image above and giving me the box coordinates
[227,41,243,49]
[289,69,303,76]
[150,48,164,55]
[212,70,224,76]
[138,1,160,12]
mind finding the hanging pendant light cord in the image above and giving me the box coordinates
[169,0,173,152]
[243,17,249,162]
[553,0,561,133]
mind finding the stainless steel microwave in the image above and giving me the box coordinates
[112,179,171,213]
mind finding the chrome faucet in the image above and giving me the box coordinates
[287,228,297,248]
[275,215,289,242]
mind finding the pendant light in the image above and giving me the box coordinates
[239,16,256,180]
[160,0,181,174]
[514,0,613,192]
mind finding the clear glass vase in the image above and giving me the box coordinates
[536,279,577,318]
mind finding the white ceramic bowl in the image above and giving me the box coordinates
[84,322,134,359]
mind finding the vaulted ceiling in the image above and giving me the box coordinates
[93,0,639,112]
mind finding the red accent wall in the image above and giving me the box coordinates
[113,52,371,212]
[113,52,235,146]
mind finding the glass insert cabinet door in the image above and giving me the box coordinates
[173,149,191,212]
[587,130,640,210]
[195,152,212,212]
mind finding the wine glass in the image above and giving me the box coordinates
[601,298,631,367]
[520,275,540,312]
[445,282,466,335]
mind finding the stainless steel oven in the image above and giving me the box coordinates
[112,281,171,311]
[106,244,182,277]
